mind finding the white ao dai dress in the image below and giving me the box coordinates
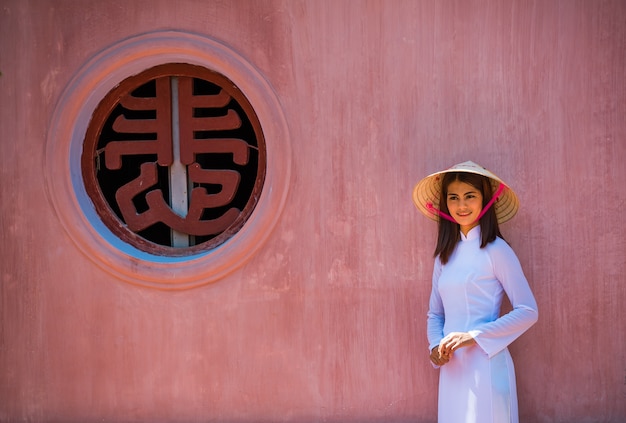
[427,226,538,423]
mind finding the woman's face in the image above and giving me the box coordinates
[446,180,483,235]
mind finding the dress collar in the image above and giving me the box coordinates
[461,225,481,241]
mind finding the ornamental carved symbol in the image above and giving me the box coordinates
[82,64,266,255]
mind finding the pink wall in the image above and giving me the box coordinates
[1,0,625,421]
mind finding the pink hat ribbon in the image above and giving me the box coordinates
[425,183,506,224]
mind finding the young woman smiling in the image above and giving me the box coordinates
[412,161,538,423]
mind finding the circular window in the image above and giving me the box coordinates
[45,31,291,289]
[82,64,266,256]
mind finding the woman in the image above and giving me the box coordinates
[412,161,538,423]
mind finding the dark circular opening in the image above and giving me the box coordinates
[81,64,266,256]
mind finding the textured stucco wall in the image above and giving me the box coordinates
[1,0,625,422]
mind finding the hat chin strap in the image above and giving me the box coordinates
[425,202,457,224]
[426,183,506,225]
[474,183,505,222]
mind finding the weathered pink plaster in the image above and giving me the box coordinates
[1,0,624,422]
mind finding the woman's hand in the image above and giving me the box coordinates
[438,332,476,357]
[430,346,450,366]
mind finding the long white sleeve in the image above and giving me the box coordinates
[426,256,445,353]
[468,239,538,357]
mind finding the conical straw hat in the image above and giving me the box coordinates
[412,161,519,224]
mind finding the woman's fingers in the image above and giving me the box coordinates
[437,332,478,359]
[430,347,450,366]
[430,355,449,366]
[439,332,471,356]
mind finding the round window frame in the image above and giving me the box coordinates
[82,63,267,256]
[45,31,291,290]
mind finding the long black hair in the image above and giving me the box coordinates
[434,172,503,264]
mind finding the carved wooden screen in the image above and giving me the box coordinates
[81,64,266,256]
